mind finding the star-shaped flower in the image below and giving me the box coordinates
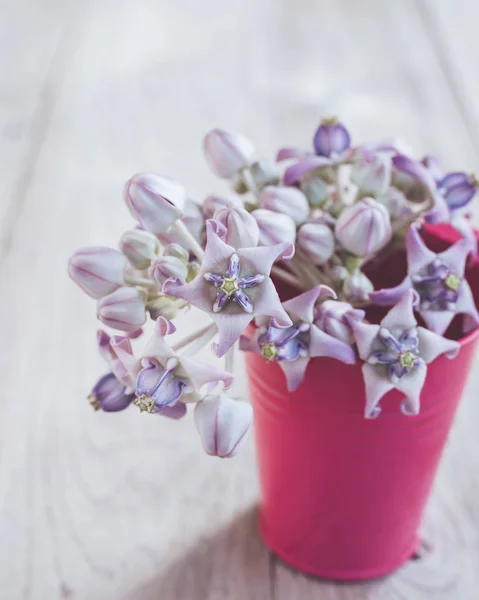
[134,317,233,415]
[240,285,356,391]
[370,225,479,335]
[349,289,460,418]
[163,220,294,357]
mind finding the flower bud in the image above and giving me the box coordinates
[194,394,253,458]
[335,198,392,257]
[251,209,296,245]
[258,186,309,226]
[203,129,255,179]
[183,199,204,242]
[97,287,147,332]
[202,194,243,219]
[124,173,185,234]
[313,117,351,158]
[213,206,259,248]
[297,222,334,265]
[149,255,188,287]
[119,229,159,269]
[147,295,178,321]
[343,271,374,303]
[68,246,126,299]
[88,373,134,412]
[163,243,189,264]
[438,172,478,209]
[300,175,329,207]
[351,152,391,195]
[315,300,365,345]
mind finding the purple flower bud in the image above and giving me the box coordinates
[335,198,392,257]
[203,129,255,179]
[194,394,253,458]
[313,117,351,157]
[119,229,159,269]
[147,296,178,321]
[68,246,126,299]
[343,271,374,303]
[124,173,185,234]
[251,209,296,246]
[97,287,147,332]
[202,194,243,219]
[297,222,335,265]
[213,206,259,248]
[163,243,189,264]
[149,255,188,287]
[315,300,365,345]
[258,186,309,225]
[300,175,329,207]
[438,172,478,210]
[88,373,134,412]
[350,152,391,195]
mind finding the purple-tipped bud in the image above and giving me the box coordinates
[163,243,190,264]
[149,255,188,287]
[258,186,309,225]
[203,129,255,179]
[301,175,329,207]
[343,271,374,303]
[313,117,351,158]
[251,209,296,245]
[194,394,253,458]
[124,173,185,234]
[297,222,334,265]
[315,300,365,345]
[438,172,478,210]
[351,152,391,195]
[68,246,126,299]
[335,198,392,257]
[202,194,243,219]
[88,373,133,412]
[119,229,159,269]
[97,287,147,332]
[213,206,259,248]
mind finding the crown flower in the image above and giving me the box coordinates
[69,118,479,457]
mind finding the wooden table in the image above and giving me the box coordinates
[1,0,478,597]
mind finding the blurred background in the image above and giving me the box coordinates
[1,0,479,598]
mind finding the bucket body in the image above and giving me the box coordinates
[245,224,479,579]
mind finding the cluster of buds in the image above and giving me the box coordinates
[69,117,479,456]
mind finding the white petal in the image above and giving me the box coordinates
[417,327,460,363]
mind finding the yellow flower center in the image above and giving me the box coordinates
[134,395,155,413]
[87,393,100,411]
[220,277,239,297]
[399,351,416,369]
[261,342,279,361]
[445,273,461,291]
[321,116,338,126]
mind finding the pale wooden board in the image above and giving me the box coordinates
[0,0,479,598]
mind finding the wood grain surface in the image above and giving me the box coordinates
[0,0,478,598]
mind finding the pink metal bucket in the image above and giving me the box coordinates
[245,225,479,579]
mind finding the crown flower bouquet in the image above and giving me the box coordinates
[69,118,479,580]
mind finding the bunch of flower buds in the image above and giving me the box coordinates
[69,118,479,453]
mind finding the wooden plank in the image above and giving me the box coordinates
[0,0,274,598]
[416,0,479,157]
[0,0,79,259]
